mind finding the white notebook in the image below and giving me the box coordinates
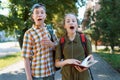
[80,55,98,68]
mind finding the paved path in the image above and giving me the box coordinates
[0,60,61,80]
[0,53,120,80]
[0,42,61,80]
[0,42,20,57]
[90,53,120,80]
[0,42,120,80]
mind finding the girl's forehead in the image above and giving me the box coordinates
[65,14,76,19]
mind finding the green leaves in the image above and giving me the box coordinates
[95,0,120,52]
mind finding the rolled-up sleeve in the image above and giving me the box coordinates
[86,37,92,55]
[22,31,33,58]
[55,41,62,60]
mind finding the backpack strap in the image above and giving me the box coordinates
[79,33,88,57]
[60,37,65,59]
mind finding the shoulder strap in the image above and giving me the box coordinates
[60,37,65,59]
[79,33,88,57]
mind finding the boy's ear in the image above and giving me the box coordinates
[31,14,34,22]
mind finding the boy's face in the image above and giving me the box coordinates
[64,14,78,34]
[32,7,46,26]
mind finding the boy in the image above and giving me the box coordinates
[22,3,56,80]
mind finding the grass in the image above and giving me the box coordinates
[0,52,22,70]
[97,49,120,72]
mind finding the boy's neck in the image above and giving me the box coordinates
[34,23,45,28]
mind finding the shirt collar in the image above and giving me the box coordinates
[32,24,46,30]
[65,32,79,44]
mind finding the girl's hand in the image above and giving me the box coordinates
[64,59,81,66]
[74,66,88,72]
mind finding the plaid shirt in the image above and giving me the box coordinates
[22,26,56,78]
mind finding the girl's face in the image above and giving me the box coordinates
[64,14,78,34]
[32,7,46,26]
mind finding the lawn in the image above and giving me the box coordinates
[97,49,120,73]
[0,52,22,70]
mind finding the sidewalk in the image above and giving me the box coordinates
[90,53,120,80]
[0,53,120,80]
[0,60,61,80]
[0,42,61,80]
[0,42,20,57]
[0,42,120,80]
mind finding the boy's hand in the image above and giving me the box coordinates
[41,37,55,48]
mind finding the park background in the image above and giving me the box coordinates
[0,0,120,79]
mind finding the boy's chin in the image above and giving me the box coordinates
[35,22,41,25]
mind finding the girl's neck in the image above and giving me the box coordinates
[67,32,76,41]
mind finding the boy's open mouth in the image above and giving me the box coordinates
[37,19,42,21]
[70,26,74,29]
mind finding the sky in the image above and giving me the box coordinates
[0,0,87,19]
[0,0,9,16]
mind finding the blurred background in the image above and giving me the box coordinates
[0,0,120,79]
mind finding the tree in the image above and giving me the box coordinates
[95,0,120,53]
[0,0,86,48]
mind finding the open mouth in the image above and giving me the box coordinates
[70,26,74,29]
[37,19,42,21]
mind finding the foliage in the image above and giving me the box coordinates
[90,26,100,50]
[0,0,88,48]
[95,0,120,53]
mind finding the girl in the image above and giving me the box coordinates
[55,13,92,80]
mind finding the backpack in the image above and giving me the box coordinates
[46,25,60,71]
[60,32,88,58]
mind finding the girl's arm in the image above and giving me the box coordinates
[55,59,81,67]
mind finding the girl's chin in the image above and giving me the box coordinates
[68,31,76,34]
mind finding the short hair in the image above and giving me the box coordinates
[30,3,46,13]
[30,3,46,22]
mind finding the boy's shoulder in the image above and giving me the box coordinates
[25,27,34,34]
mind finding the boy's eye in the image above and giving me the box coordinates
[36,12,39,14]
[41,11,44,14]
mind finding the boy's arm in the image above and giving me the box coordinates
[23,58,32,80]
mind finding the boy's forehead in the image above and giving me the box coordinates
[31,4,46,13]
[33,7,45,12]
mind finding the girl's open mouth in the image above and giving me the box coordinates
[70,26,74,29]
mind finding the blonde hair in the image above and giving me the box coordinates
[63,13,79,26]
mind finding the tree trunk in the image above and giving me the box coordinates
[110,45,114,54]
[95,40,97,51]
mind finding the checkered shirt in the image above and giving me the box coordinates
[22,26,56,78]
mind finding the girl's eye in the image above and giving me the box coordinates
[66,21,70,23]
[72,20,75,22]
